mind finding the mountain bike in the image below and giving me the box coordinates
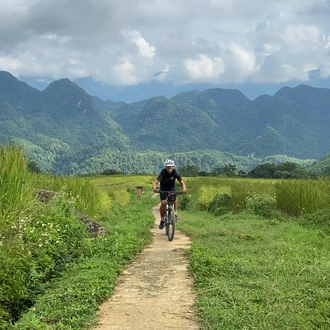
[159,191,183,241]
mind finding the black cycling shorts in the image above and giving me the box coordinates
[160,191,176,201]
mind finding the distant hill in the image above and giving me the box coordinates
[1,70,329,174]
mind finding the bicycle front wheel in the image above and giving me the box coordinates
[167,206,176,241]
[165,210,169,236]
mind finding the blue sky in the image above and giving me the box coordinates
[1,0,330,98]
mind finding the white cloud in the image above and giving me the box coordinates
[0,0,329,88]
[280,24,323,52]
[184,54,225,83]
[0,55,21,71]
[122,30,155,59]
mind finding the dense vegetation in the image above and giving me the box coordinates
[1,71,330,175]
[0,143,155,329]
[1,143,330,329]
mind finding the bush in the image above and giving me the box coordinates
[245,192,276,218]
[0,245,32,326]
[208,193,232,216]
[197,185,231,211]
[0,187,92,326]
[179,194,191,211]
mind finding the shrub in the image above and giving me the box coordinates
[208,193,232,216]
[0,186,92,326]
[197,185,231,211]
[179,193,191,211]
[245,192,276,218]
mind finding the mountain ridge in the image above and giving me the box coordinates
[0,71,328,174]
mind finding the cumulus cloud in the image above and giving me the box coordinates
[122,30,155,59]
[184,54,225,83]
[0,0,329,88]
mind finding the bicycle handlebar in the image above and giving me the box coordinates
[155,190,185,194]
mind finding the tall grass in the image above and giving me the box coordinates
[32,174,112,217]
[275,178,330,216]
[183,177,330,218]
[183,177,277,214]
[0,143,34,222]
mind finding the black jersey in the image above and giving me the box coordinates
[157,168,182,191]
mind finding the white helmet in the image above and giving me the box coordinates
[164,159,175,167]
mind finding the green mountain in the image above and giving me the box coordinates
[231,95,318,158]
[0,71,329,174]
[0,71,129,172]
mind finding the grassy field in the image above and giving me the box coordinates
[1,146,329,330]
[178,211,330,329]
[177,177,330,329]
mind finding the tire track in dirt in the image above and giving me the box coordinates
[93,204,199,330]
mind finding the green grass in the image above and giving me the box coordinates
[1,149,330,330]
[9,190,157,330]
[0,147,158,330]
[177,210,330,329]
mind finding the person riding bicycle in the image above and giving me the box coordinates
[152,159,186,230]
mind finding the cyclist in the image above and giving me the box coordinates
[152,159,186,229]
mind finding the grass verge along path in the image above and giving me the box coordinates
[178,210,330,330]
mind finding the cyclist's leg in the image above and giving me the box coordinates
[159,193,167,218]
[160,200,166,218]
[159,194,167,229]
[174,199,179,220]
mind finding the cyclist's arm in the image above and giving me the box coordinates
[179,179,186,194]
[152,179,159,193]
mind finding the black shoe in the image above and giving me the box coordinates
[175,214,179,221]
[159,220,165,229]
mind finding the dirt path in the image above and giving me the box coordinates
[93,204,199,330]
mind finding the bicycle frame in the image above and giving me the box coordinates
[159,191,182,241]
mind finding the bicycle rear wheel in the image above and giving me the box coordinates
[167,206,175,241]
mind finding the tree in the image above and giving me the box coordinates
[177,165,200,177]
[248,163,277,178]
[222,164,238,177]
[100,169,122,175]
[212,163,238,177]
[324,166,330,177]
[27,160,42,174]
